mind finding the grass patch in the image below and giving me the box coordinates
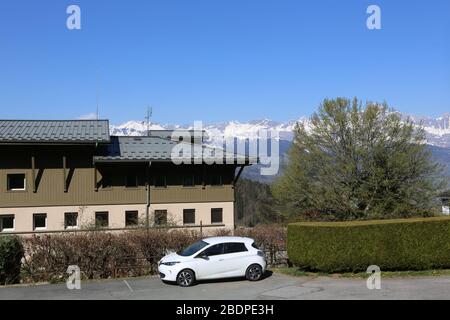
[273,267,450,279]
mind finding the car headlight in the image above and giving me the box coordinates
[161,261,180,266]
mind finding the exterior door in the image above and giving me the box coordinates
[221,242,251,277]
[195,243,227,279]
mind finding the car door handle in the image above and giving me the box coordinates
[219,259,225,261]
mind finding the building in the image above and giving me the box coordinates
[0,120,253,234]
[440,197,450,216]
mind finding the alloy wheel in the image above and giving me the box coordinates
[177,270,194,287]
[247,265,262,281]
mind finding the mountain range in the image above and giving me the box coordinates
[110,113,450,182]
[111,113,450,147]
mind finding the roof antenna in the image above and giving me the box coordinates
[96,73,100,120]
[145,106,153,137]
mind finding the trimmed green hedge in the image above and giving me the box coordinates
[288,217,450,273]
[0,236,23,285]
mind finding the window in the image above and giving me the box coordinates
[211,208,223,224]
[202,243,225,257]
[183,209,195,225]
[125,211,139,227]
[126,173,138,188]
[7,174,26,191]
[154,175,167,188]
[225,242,248,254]
[154,210,168,225]
[33,213,47,230]
[211,175,222,186]
[0,215,14,232]
[95,212,109,228]
[64,212,78,229]
[183,175,195,187]
[178,240,209,257]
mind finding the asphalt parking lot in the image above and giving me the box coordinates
[1,272,449,300]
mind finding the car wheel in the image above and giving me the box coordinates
[246,264,263,281]
[177,269,195,287]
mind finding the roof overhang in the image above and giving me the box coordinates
[93,157,257,165]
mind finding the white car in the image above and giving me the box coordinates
[158,236,267,287]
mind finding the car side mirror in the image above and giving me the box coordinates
[197,252,209,260]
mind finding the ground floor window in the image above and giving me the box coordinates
[33,213,47,230]
[154,210,168,225]
[0,215,14,232]
[95,212,109,228]
[125,211,139,227]
[65,212,78,229]
[183,209,195,225]
[211,208,223,224]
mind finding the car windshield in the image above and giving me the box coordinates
[178,240,209,256]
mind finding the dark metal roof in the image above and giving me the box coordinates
[148,129,209,142]
[0,120,110,144]
[95,136,176,161]
[94,136,255,163]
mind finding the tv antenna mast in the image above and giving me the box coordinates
[96,73,100,120]
[145,106,153,137]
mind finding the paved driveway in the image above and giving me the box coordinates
[1,273,449,300]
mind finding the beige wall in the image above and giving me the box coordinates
[0,204,145,232]
[0,202,234,234]
[150,202,234,227]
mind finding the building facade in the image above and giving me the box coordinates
[0,120,251,234]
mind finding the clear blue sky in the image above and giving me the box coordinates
[0,0,449,124]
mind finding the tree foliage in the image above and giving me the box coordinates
[235,178,280,226]
[272,97,445,221]
[0,236,23,285]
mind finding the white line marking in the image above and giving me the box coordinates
[123,280,134,292]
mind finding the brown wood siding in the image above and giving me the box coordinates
[0,145,236,208]
[150,186,234,204]
[0,167,147,207]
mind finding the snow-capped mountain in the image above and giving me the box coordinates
[110,113,450,147]
[109,121,166,136]
[202,119,305,141]
[401,113,450,147]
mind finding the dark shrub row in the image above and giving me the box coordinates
[21,230,201,283]
[235,225,287,266]
[288,217,450,273]
[0,236,24,285]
